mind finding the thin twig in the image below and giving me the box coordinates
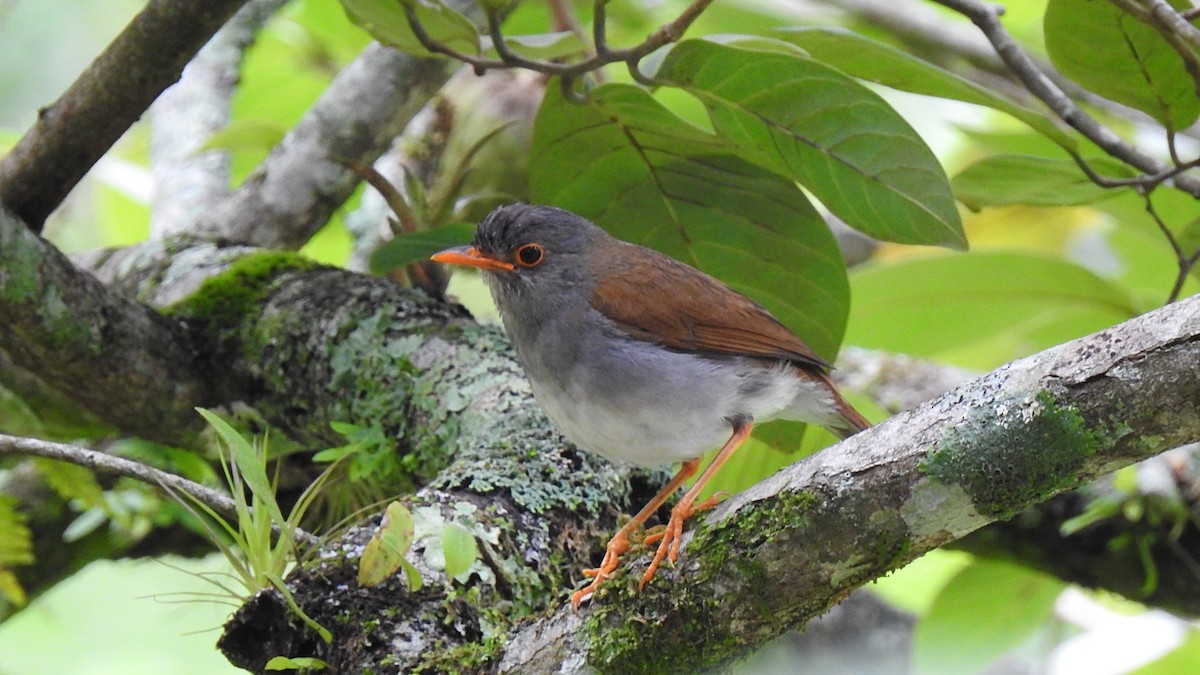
[0,433,319,547]
[1142,191,1195,303]
[929,0,1200,198]
[0,0,249,231]
[1107,0,1200,100]
[404,0,715,82]
[1143,0,1200,50]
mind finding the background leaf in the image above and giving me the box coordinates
[339,0,479,56]
[846,252,1140,368]
[778,27,1076,150]
[914,559,1064,674]
[532,83,849,359]
[952,155,1137,209]
[1045,0,1200,129]
[368,222,478,274]
[656,39,966,249]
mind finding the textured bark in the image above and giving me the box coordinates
[0,209,213,445]
[0,0,250,229]
[191,47,465,249]
[214,293,1200,673]
[148,0,287,238]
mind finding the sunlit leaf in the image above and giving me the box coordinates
[358,501,418,588]
[441,521,478,583]
[532,83,849,359]
[847,252,1141,368]
[656,39,966,249]
[198,119,287,154]
[914,559,1063,674]
[481,31,586,60]
[779,27,1076,150]
[266,655,330,670]
[1045,0,1200,129]
[339,0,479,56]
[952,154,1136,209]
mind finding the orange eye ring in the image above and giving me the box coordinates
[515,243,545,268]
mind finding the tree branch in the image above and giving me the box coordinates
[188,42,457,249]
[217,291,1200,672]
[0,208,213,445]
[929,0,1200,196]
[0,0,249,230]
[0,434,229,526]
[149,0,286,238]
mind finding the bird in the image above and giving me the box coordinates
[431,203,869,607]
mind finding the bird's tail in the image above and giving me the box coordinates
[829,393,871,440]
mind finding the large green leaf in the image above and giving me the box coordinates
[1045,0,1200,129]
[846,252,1141,368]
[914,559,1063,675]
[339,0,479,56]
[369,222,478,274]
[952,154,1137,209]
[779,27,1076,150]
[532,83,849,359]
[655,39,966,250]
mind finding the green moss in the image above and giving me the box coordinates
[0,227,41,303]
[920,390,1115,518]
[164,251,320,333]
[412,634,504,673]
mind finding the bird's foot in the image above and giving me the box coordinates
[640,503,694,590]
[572,528,632,608]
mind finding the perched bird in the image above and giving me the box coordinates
[432,203,869,607]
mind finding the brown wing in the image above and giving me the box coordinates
[590,241,830,371]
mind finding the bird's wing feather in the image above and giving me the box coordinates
[589,243,830,371]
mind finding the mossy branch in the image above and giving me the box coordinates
[216,288,1200,672]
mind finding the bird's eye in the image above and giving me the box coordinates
[515,243,545,268]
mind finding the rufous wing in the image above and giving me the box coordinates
[589,241,830,372]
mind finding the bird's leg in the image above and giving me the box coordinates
[640,419,754,590]
[570,458,702,608]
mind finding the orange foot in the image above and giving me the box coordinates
[570,528,631,608]
[639,491,728,589]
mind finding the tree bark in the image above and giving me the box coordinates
[215,291,1200,673]
[0,0,251,229]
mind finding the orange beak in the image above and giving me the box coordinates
[430,245,515,272]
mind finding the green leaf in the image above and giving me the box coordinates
[32,458,106,510]
[482,31,586,60]
[358,501,418,588]
[952,154,1137,209]
[532,83,850,359]
[914,559,1063,675]
[1045,0,1200,129]
[0,495,33,568]
[339,0,479,56]
[369,222,478,274]
[197,408,286,527]
[199,119,287,154]
[656,39,966,249]
[778,27,1076,150]
[441,521,478,583]
[847,252,1141,368]
[266,656,330,671]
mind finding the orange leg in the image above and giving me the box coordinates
[639,420,753,590]
[570,458,702,608]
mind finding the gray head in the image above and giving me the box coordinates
[468,203,612,295]
[431,203,615,324]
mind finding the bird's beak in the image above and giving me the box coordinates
[430,245,515,272]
